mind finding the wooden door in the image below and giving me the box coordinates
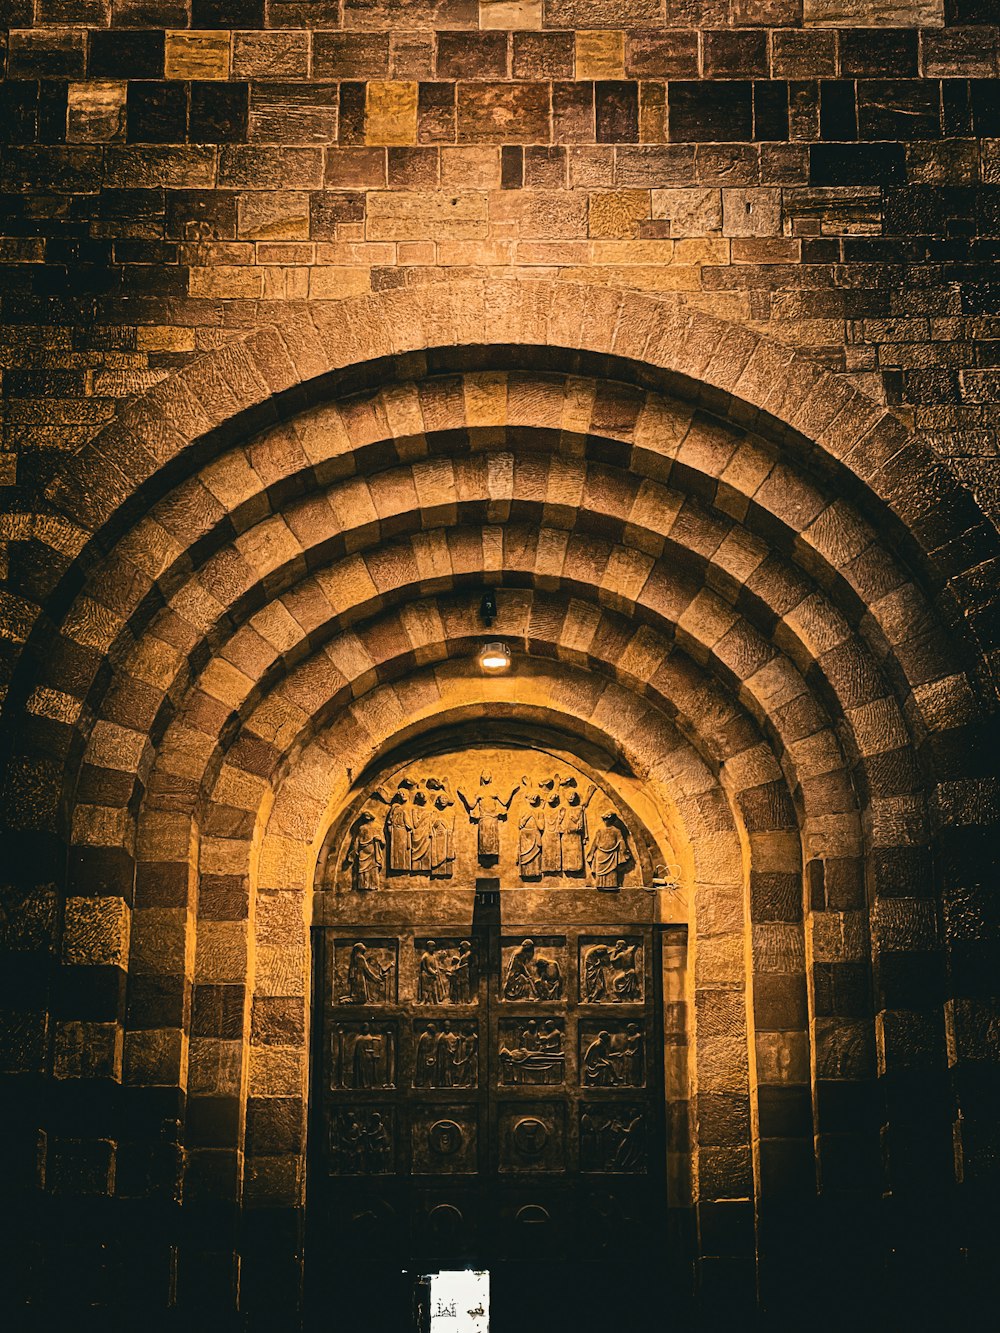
[308,903,667,1323]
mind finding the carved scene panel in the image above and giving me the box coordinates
[499,936,567,1002]
[319,746,662,894]
[331,1021,398,1089]
[498,1102,566,1174]
[579,1104,648,1174]
[412,1019,479,1089]
[333,938,398,1005]
[412,937,478,1006]
[497,1018,566,1086]
[578,937,644,1005]
[328,1107,396,1175]
[578,1022,646,1088]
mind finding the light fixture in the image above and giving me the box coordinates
[478,640,511,673]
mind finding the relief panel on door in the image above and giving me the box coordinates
[332,1021,398,1089]
[328,1107,396,1175]
[498,1019,566,1086]
[578,1022,646,1088]
[499,936,567,1001]
[498,1102,566,1173]
[580,1104,647,1173]
[579,937,643,1004]
[412,1019,479,1088]
[413,937,478,1006]
[411,1107,479,1175]
[334,939,398,1005]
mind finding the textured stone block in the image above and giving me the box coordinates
[63,896,130,968]
[67,81,126,142]
[803,0,943,22]
[366,81,418,146]
[723,187,783,237]
[576,29,624,80]
[457,82,550,143]
[164,31,230,81]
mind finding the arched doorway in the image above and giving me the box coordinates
[2,281,991,1325]
[306,732,689,1326]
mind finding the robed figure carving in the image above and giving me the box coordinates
[558,783,596,874]
[517,794,544,880]
[588,812,630,890]
[373,780,416,874]
[346,812,384,891]
[426,779,456,879]
[458,772,519,864]
[409,790,432,875]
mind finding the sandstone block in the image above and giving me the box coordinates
[722,188,783,238]
[576,29,624,80]
[164,31,230,81]
[67,81,125,143]
[366,81,418,146]
[480,0,541,26]
[588,188,648,238]
[803,0,943,23]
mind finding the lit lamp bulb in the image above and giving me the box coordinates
[478,640,511,673]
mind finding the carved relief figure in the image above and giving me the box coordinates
[381,784,414,873]
[517,795,544,880]
[458,772,519,863]
[346,812,384,891]
[414,1021,477,1088]
[581,940,643,1004]
[502,938,537,1000]
[333,1022,396,1089]
[582,944,612,1002]
[414,1022,438,1087]
[418,939,446,1004]
[558,783,597,874]
[409,789,432,874]
[330,1109,393,1174]
[542,791,562,873]
[533,953,562,1000]
[582,1030,618,1086]
[342,942,394,1004]
[610,939,641,1000]
[499,1018,565,1085]
[448,940,474,1004]
[580,1106,646,1173]
[428,782,456,879]
[588,812,630,890]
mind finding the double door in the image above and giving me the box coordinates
[308,904,667,1325]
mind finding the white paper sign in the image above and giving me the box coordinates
[428,1270,489,1333]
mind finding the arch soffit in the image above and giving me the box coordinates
[44,280,986,602]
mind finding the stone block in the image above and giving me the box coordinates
[652,188,722,235]
[480,0,541,26]
[576,29,624,80]
[366,81,418,146]
[722,188,782,238]
[63,896,130,968]
[54,1021,122,1080]
[457,82,551,143]
[803,0,943,22]
[164,31,230,81]
[588,189,648,238]
[67,81,126,143]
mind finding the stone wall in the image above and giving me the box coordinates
[2,1,1000,1327]
[2,3,999,524]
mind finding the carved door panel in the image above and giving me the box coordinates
[310,915,666,1294]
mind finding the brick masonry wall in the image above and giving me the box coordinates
[1,5,999,526]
